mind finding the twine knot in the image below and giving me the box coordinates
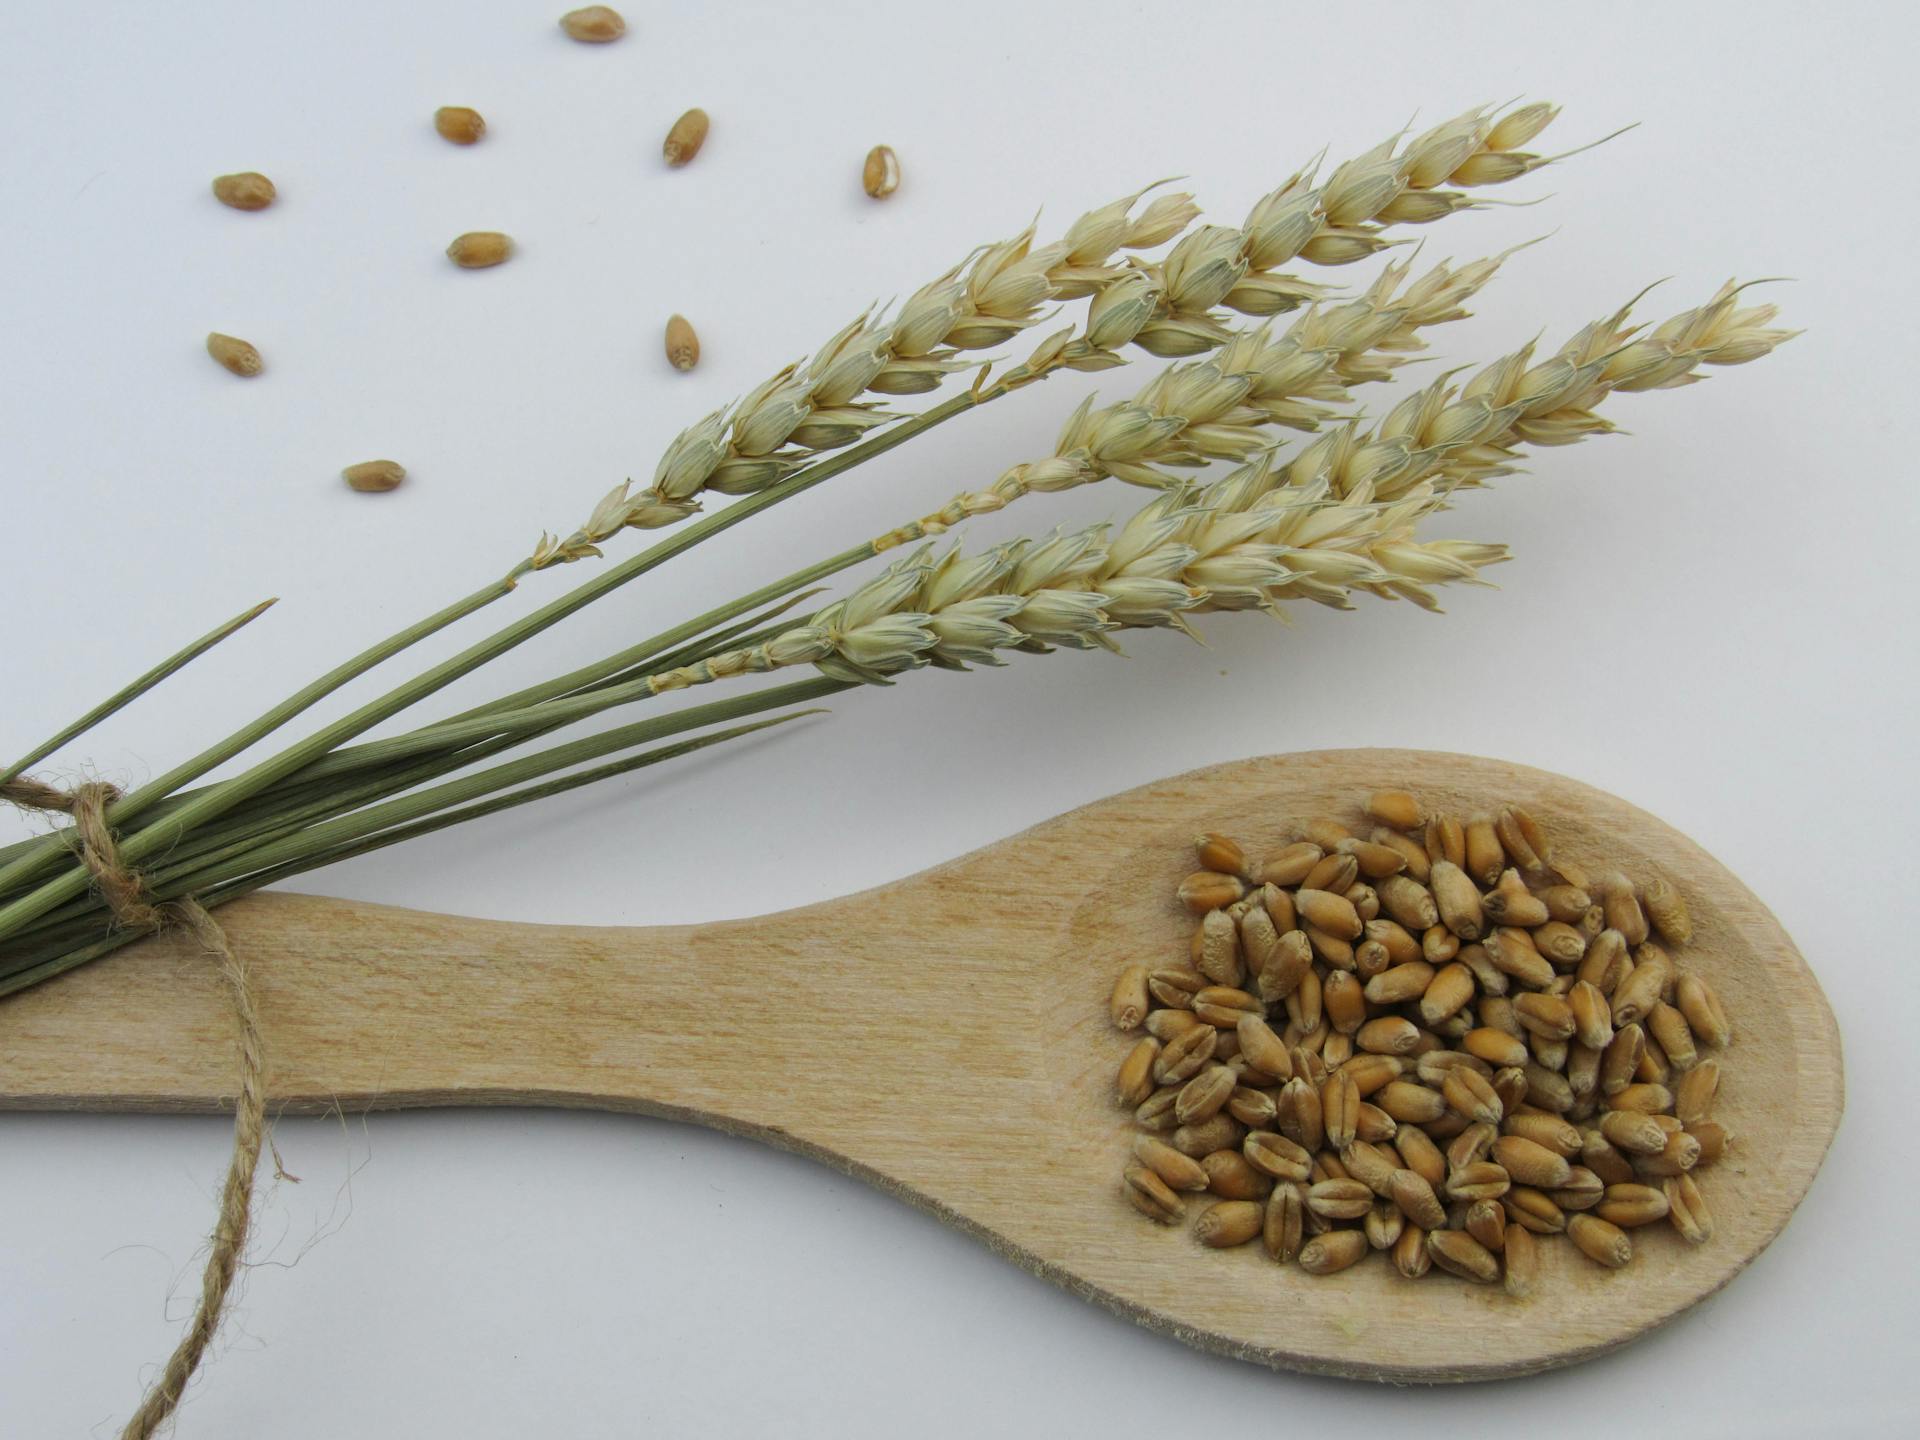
[2,777,159,922]
[5,773,266,1439]
[2,772,117,812]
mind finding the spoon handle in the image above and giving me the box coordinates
[0,891,877,1127]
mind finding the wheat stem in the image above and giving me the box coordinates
[0,700,833,995]
[0,579,520,909]
[0,599,277,792]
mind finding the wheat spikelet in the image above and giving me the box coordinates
[1130,101,1568,356]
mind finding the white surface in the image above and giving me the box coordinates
[1,1,1913,1434]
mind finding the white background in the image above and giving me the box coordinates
[2,1,1914,1434]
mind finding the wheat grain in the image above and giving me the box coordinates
[1505,1187,1568,1235]
[434,107,486,145]
[862,145,901,199]
[211,172,275,210]
[1200,1152,1270,1201]
[1307,1179,1375,1220]
[1194,833,1249,876]
[1174,1063,1237,1124]
[1687,1119,1731,1166]
[1366,790,1423,829]
[1117,1036,1159,1106]
[663,109,709,167]
[1133,1134,1209,1192]
[1178,871,1245,913]
[205,333,263,377]
[559,6,625,42]
[342,460,406,493]
[1484,868,1550,926]
[1148,965,1206,1010]
[1640,873,1693,944]
[1496,807,1549,873]
[1395,1124,1447,1188]
[1197,908,1243,984]
[1134,1089,1180,1131]
[1647,1001,1699,1070]
[1551,1167,1605,1212]
[665,315,701,372]
[1303,851,1359,894]
[1567,1213,1633,1268]
[1676,974,1731,1048]
[1110,964,1150,1030]
[1633,1129,1703,1178]
[446,232,513,268]
[1465,1198,1508,1252]
[1299,1229,1369,1274]
[1154,1023,1219,1086]
[1123,1164,1184,1223]
[1594,1183,1671,1227]
[1602,871,1652,945]
[1427,1227,1501,1283]
[1664,1173,1714,1243]
[1371,830,1430,883]
[1365,1198,1405,1251]
[1227,1085,1278,1129]
[1501,1222,1539,1296]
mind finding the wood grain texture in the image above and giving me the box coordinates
[0,749,1843,1381]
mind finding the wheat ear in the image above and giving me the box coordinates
[1249,280,1798,510]
[532,102,1573,573]
[644,282,1789,687]
[1171,281,1798,612]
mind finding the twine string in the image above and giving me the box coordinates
[3,776,266,1440]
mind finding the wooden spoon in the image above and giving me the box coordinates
[0,750,1841,1381]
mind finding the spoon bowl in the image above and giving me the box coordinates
[0,749,1842,1380]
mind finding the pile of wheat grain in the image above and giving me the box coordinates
[1110,791,1728,1290]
